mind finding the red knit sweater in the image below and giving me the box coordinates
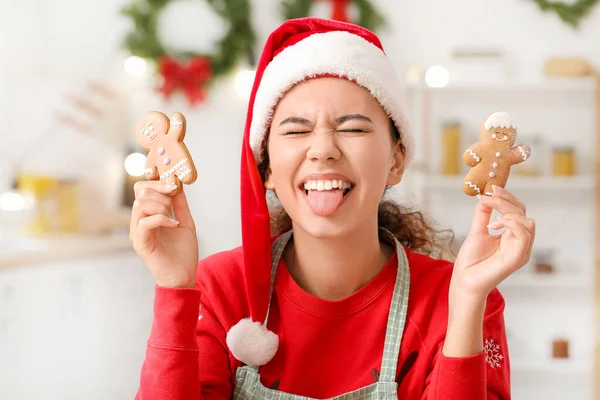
[136,245,510,399]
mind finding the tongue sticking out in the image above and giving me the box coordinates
[306,189,345,216]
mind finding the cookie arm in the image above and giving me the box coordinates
[144,165,159,181]
[168,112,186,141]
[509,144,531,166]
[463,143,484,167]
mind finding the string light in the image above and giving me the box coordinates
[124,152,147,177]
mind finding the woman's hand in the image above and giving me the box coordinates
[451,185,536,303]
[130,181,199,289]
[443,185,535,357]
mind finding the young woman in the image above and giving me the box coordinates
[131,17,534,399]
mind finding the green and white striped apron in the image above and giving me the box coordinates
[234,229,410,399]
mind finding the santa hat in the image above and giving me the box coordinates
[226,17,413,366]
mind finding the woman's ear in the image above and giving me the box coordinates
[264,166,275,190]
[386,143,405,186]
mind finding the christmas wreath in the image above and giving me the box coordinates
[530,0,599,28]
[121,0,255,105]
[281,0,385,32]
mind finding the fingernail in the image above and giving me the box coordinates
[487,219,501,230]
[476,194,481,200]
[163,183,177,191]
[172,219,180,226]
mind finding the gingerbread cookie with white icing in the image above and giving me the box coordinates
[462,112,531,196]
[136,111,197,196]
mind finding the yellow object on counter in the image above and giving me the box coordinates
[16,174,80,234]
[17,175,59,234]
[552,147,576,176]
[441,122,462,175]
[57,180,80,232]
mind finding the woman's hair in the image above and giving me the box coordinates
[258,120,456,259]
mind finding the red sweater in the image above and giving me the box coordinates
[136,245,510,399]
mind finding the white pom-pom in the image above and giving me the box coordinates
[484,111,515,130]
[226,318,279,366]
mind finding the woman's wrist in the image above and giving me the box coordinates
[443,292,486,358]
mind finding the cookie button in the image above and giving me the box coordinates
[489,172,495,178]
[164,157,171,165]
[492,162,498,168]
[158,147,165,155]
[495,152,501,157]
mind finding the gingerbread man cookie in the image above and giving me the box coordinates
[462,112,531,196]
[136,111,197,196]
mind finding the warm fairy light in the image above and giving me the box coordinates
[0,192,26,211]
[125,153,147,177]
[425,66,450,88]
[235,69,256,99]
[124,56,148,77]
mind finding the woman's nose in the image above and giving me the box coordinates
[306,131,341,162]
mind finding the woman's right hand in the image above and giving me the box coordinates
[130,181,199,288]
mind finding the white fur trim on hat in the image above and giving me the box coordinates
[484,111,515,130]
[226,318,279,366]
[250,30,413,165]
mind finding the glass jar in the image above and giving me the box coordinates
[441,121,462,175]
[533,248,555,274]
[552,147,576,176]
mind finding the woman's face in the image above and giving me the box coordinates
[264,77,405,238]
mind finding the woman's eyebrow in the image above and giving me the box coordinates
[335,114,373,124]
[279,116,312,126]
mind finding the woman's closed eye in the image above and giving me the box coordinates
[284,130,312,135]
[338,127,368,133]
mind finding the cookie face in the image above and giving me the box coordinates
[135,111,197,196]
[462,112,531,197]
[482,125,517,147]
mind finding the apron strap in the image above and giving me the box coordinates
[263,231,293,326]
[377,232,411,383]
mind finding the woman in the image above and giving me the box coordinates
[131,18,534,399]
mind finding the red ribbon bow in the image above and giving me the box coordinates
[318,0,351,23]
[158,56,213,106]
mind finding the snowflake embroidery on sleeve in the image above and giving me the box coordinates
[484,338,503,368]
[198,305,204,321]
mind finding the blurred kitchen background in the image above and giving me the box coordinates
[0,0,599,399]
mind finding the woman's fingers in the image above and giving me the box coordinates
[490,185,526,215]
[496,214,534,267]
[479,191,525,218]
[134,214,179,251]
[134,180,178,199]
[500,213,535,236]
[130,199,173,238]
[130,181,177,241]
[171,187,195,230]
[469,201,495,235]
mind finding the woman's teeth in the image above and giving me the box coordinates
[303,180,352,191]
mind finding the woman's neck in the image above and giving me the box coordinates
[283,223,393,301]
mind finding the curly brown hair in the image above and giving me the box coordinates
[258,120,456,259]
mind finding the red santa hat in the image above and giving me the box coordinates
[226,17,413,366]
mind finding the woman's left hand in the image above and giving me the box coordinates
[451,185,536,303]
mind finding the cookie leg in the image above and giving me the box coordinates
[482,182,495,197]
[169,175,184,197]
[463,174,485,196]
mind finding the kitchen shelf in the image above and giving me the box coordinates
[511,358,590,375]
[499,274,590,290]
[407,77,596,92]
[421,175,595,191]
